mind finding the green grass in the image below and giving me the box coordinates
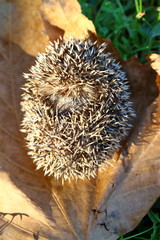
[78,0,160,63]
[78,0,160,239]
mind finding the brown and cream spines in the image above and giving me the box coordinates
[21,39,135,181]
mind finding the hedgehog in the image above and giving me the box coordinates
[20,38,135,181]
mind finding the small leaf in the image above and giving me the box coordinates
[150,22,160,38]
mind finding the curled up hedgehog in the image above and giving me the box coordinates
[21,38,135,181]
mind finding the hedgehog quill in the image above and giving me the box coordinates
[21,39,135,181]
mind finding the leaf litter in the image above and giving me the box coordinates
[0,0,159,239]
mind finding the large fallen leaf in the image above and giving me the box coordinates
[0,1,160,240]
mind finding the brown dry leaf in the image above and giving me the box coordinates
[0,0,160,240]
[0,0,96,54]
[89,54,160,236]
[92,95,160,235]
[0,0,48,55]
[147,54,160,76]
[40,0,96,41]
[147,54,160,91]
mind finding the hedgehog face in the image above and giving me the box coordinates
[21,39,135,181]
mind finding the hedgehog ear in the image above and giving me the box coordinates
[41,15,65,42]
